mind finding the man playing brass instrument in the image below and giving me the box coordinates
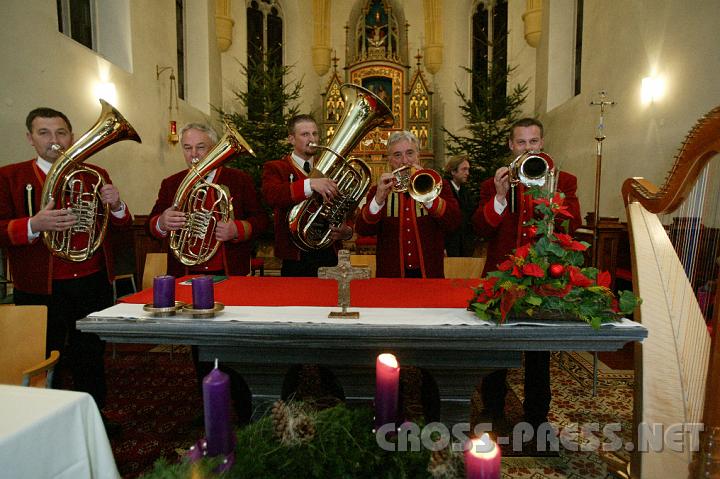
[0,107,132,434]
[148,122,268,425]
[355,130,461,278]
[473,117,582,435]
[262,114,353,277]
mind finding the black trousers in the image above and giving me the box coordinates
[14,270,112,409]
[281,248,337,277]
[480,351,551,424]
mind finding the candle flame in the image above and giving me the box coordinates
[377,353,398,368]
[467,433,499,458]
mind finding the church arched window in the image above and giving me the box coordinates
[246,0,284,119]
[472,0,508,111]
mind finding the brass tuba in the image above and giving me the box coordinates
[391,165,443,203]
[169,123,255,266]
[41,99,141,262]
[288,83,394,251]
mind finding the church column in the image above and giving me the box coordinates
[423,0,443,74]
[215,0,235,52]
[312,0,332,76]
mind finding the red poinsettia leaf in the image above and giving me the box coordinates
[515,243,531,259]
[597,271,612,288]
[569,266,593,287]
[522,263,545,277]
[499,287,524,321]
[511,265,523,278]
[498,259,513,271]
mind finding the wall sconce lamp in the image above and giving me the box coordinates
[157,65,179,144]
[641,75,665,104]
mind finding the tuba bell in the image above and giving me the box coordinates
[169,123,255,266]
[288,83,394,251]
[391,165,443,203]
[40,99,141,262]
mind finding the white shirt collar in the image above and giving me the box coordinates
[35,157,52,174]
[291,151,312,171]
[451,180,461,191]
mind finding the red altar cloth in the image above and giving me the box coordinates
[120,276,480,308]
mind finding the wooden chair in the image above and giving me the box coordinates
[350,254,376,278]
[0,305,59,387]
[142,253,168,290]
[443,256,486,279]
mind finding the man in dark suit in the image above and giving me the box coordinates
[444,154,477,257]
[0,107,132,433]
[472,118,581,430]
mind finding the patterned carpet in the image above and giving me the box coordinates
[100,346,634,478]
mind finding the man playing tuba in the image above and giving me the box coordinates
[0,107,132,435]
[262,114,353,277]
[148,122,268,424]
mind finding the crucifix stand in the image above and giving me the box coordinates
[318,250,370,318]
[589,90,616,267]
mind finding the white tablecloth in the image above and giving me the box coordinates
[0,385,119,479]
[89,303,643,329]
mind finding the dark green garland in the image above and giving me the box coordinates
[140,404,434,479]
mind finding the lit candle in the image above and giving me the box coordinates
[192,275,214,309]
[464,433,501,479]
[374,353,400,430]
[152,275,175,308]
[203,359,234,456]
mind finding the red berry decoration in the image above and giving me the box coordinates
[549,264,565,277]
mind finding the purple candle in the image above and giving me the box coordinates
[203,359,234,456]
[192,275,214,309]
[464,433,501,478]
[152,275,175,308]
[374,353,400,430]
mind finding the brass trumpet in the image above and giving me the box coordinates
[40,99,141,262]
[391,165,443,203]
[507,151,556,212]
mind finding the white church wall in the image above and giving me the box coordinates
[536,0,720,221]
[0,0,224,215]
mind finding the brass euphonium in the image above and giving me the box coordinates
[169,123,255,266]
[288,83,394,251]
[40,99,141,262]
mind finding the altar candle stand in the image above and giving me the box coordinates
[192,275,214,309]
[203,359,234,456]
[374,353,400,431]
[153,275,175,308]
[464,433,501,479]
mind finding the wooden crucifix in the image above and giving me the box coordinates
[318,250,370,318]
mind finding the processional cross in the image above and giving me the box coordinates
[589,90,616,267]
[318,250,370,319]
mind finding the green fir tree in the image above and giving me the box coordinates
[443,64,528,199]
[218,51,304,189]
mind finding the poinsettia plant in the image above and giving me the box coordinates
[470,187,641,330]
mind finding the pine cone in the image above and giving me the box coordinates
[271,400,289,440]
[427,445,464,479]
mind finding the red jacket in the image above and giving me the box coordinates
[148,166,268,277]
[0,159,132,294]
[355,181,461,278]
[473,171,582,275]
[261,154,342,260]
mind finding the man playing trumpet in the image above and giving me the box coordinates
[473,117,581,435]
[355,130,461,278]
